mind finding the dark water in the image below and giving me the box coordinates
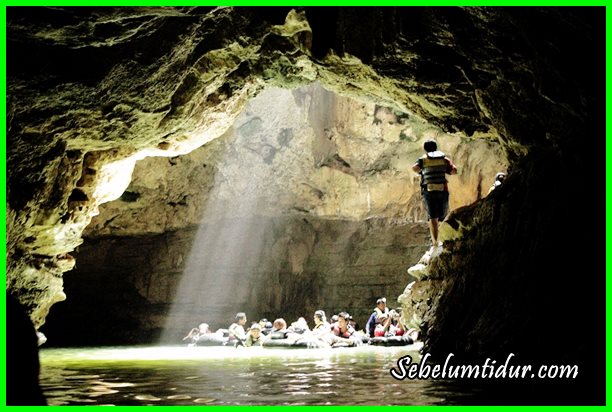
[39,345,470,406]
[40,345,592,405]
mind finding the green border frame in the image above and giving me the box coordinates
[0,1,609,5]
[0,4,5,411]
[1,2,608,410]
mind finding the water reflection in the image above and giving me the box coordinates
[40,345,451,406]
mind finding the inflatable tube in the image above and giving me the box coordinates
[268,331,288,340]
[195,334,230,346]
[368,335,414,346]
[262,337,329,349]
[351,335,369,345]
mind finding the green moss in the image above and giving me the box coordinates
[399,130,411,141]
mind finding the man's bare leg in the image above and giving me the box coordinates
[429,218,439,248]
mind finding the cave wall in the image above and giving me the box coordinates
[44,84,505,344]
[85,84,506,236]
[8,6,518,325]
[42,218,430,345]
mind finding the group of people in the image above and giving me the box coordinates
[183,297,416,348]
[364,298,405,338]
[184,139,500,349]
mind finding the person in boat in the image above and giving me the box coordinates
[329,314,339,331]
[258,318,272,335]
[228,312,248,344]
[364,311,378,337]
[289,317,310,334]
[312,310,331,337]
[390,309,405,336]
[365,297,390,337]
[267,318,289,339]
[272,318,287,331]
[374,310,405,337]
[245,323,263,347]
[183,322,229,347]
[183,323,211,346]
[330,312,358,346]
[262,321,273,335]
[374,297,389,319]
[374,313,390,337]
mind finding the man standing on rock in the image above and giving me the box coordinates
[412,139,457,249]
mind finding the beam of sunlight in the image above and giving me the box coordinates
[160,120,271,344]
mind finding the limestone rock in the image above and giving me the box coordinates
[407,263,428,280]
[86,84,505,237]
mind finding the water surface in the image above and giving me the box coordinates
[39,344,460,406]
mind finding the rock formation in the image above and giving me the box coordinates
[41,84,504,344]
[7,7,604,403]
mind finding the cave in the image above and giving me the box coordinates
[6,6,605,406]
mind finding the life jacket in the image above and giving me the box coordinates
[420,151,449,191]
[313,322,330,331]
[374,324,386,337]
[374,307,389,319]
[228,323,246,341]
[332,325,354,338]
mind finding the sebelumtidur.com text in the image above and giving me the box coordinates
[390,353,579,380]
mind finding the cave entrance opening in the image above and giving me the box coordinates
[160,82,444,343]
[42,82,508,346]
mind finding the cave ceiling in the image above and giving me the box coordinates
[6,6,601,328]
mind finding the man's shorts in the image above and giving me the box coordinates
[422,190,449,220]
